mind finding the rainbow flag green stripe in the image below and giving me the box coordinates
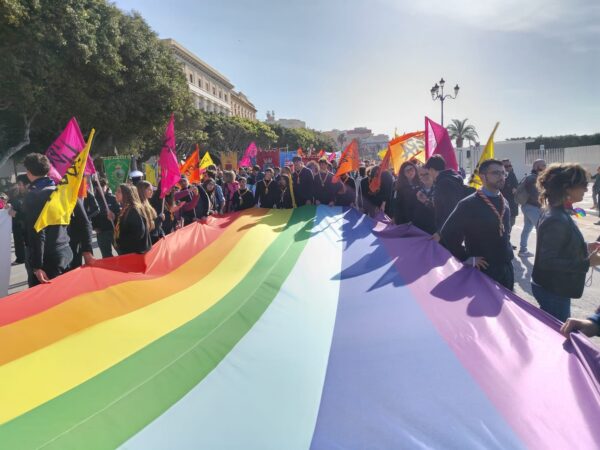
[0,207,315,449]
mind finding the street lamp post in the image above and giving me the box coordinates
[430,78,459,126]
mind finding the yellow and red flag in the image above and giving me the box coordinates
[389,131,426,174]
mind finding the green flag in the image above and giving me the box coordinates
[103,156,131,193]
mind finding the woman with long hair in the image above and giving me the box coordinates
[196,178,218,219]
[531,163,600,321]
[277,174,296,209]
[137,181,164,244]
[114,183,152,255]
[391,161,421,225]
[359,166,387,217]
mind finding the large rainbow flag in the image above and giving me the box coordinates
[1,206,599,449]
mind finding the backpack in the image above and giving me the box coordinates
[515,176,529,206]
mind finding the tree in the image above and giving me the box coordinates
[0,0,195,167]
[447,119,479,148]
[337,132,346,151]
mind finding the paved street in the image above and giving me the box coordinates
[5,192,600,343]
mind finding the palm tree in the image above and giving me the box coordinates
[447,119,478,148]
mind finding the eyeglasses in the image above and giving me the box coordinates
[484,170,508,177]
[503,165,512,168]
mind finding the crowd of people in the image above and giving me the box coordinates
[2,151,599,338]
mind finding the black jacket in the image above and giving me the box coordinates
[441,192,513,264]
[532,207,590,298]
[233,189,254,211]
[335,177,356,207]
[92,188,121,232]
[312,171,339,205]
[67,199,94,253]
[412,186,436,234]
[292,167,314,205]
[434,170,474,231]
[24,177,71,270]
[254,179,280,208]
[523,172,541,208]
[501,171,519,217]
[392,184,420,225]
[115,208,152,255]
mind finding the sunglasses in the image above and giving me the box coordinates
[503,165,512,168]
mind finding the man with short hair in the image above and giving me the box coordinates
[254,168,279,208]
[424,155,474,233]
[292,156,314,206]
[500,159,519,228]
[22,153,75,285]
[313,158,339,206]
[440,159,514,290]
[519,159,546,257]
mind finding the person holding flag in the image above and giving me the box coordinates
[440,159,515,290]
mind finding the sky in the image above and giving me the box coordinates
[114,0,600,141]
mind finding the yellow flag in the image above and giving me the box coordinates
[145,162,157,186]
[199,151,214,172]
[378,148,387,160]
[469,122,500,189]
[34,129,95,232]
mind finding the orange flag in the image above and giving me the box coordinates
[297,147,305,157]
[369,145,391,192]
[179,145,200,184]
[333,139,360,182]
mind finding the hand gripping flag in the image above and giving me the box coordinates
[180,145,200,184]
[158,115,180,198]
[34,129,95,232]
[369,145,391,192]
[333,139,359,182]
[469,122,500,189]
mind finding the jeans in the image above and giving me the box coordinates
[532,283,571,322]
[520,204,541,252]
[96,229,115,258]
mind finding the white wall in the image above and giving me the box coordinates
[564,145,600,173]
[493,140,532,179]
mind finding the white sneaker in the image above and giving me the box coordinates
[518,250,534,257]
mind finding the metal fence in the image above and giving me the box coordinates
[525,148,564,165]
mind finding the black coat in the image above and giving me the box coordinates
[501,171,519,217]
[440,192,513,264]
[335,177,356,207]
[292,167,314,205]
[532,207,590,298]
[115,208,151,255]
[233,189,255,211]
[434,170,474,231]
[312,171,339,205]
[24,177,71,270]
[92,188,121,232]
[254,179,280,208]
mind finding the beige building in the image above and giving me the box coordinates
[265,111,306,129]
[231,91,257,120]
[164,38,256,119]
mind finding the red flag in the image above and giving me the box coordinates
[369,146,391,192]
[297,147,305,157]
[158,114,179,198]
[179,145,200,184]
[333,139,359,182]
[425,116,458,170]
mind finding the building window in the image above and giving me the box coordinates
[189,73,193,83]
[213,87,216,96]
[224,94,228,102]
[198,79,202,88]
[205,81,209,90]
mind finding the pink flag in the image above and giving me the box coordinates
[425,116,458,171]
[239,141,258,167]
[45,118,86,183]
[158,114,180,198]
